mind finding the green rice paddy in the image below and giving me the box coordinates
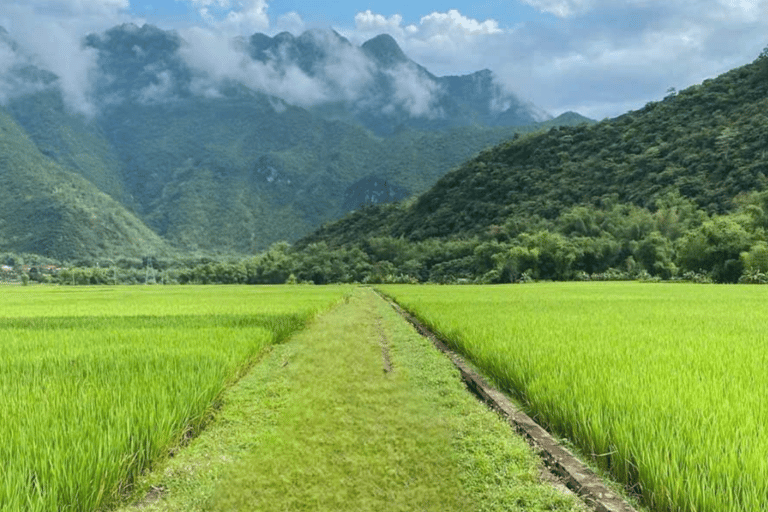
[379,282,768,512]
[0,286,348,512]
[6,282,764,512]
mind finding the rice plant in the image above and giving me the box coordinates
[380,282,768,512]
[0,285,347,512]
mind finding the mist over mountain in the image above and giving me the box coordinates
[0,22,589,260]
[81,24,550,134]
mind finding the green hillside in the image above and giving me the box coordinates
[0,108,175,261]
[305,54,768,244]
[103,95,590,252]
[6,91,127,202]
[4,87,587,255]
[0,23,595,258]
[297,52,768,283]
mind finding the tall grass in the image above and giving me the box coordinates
[380,282,768,512]
[0,285,347,512]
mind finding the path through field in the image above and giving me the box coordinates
[117,288,587,511]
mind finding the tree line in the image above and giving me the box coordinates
[8,188,768,286]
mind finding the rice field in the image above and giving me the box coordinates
[0,285,348,512]
[379,282,768,512]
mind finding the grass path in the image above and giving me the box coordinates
[116,288,586,511]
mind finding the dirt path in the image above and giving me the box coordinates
[117,288,589,511]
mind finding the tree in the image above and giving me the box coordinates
[741,241,768,273]
[677,215,753,282]
[631,231,676,278]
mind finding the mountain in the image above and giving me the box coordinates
[0,107,174,261]
[0,23,591,259]
[299,53,768,248]
[243,29,550,135]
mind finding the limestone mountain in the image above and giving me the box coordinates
[300,52,768,247]
[0,23,590,259]
[0,107,174,261]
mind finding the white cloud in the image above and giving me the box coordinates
[0,36,45,104]
[304,30,375,101]
[349,9,509,77]
[0,0,129,16]
[180,26,329,106]
[418,10,502,37]
[179,0,271,34]
[220,0,269,33]
[137,69,175,103]
[344,3,768,118]
[0,1,129,116]
[274,11,305,34]
[353,9,501,41]
[518,0,593,17]
[186,0,230,6]
[354,11,406,34]
[386,63,443,118]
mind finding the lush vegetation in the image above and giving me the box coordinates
[380,283,768,512]
[3,31,766,284]
[0,23,591,259]
[0,108,175,261]
[297,51,768,284]
[0,286,347,512]
[7,190,768,287]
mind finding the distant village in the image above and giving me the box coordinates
[0,264,63,284]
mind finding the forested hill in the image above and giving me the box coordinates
[0,23,592,259]
[21,52,768,285]
[303,52,768,246]
[0,107,175,261]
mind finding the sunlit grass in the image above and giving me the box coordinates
[120,288,585,512]
[380,282,768,512]
[0,285,348,512]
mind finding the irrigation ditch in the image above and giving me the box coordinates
[375,290,638,512]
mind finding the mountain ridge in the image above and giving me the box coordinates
[0,22,593,260]
[299,53,768,248]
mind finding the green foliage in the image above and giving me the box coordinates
[3,84,588,257]
[0,108,175,261]
[299,55,768,284]
[316,55,768,246]
[741,241,768,273]
[676,215,754,282]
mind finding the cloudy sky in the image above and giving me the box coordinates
[1,0,766,119]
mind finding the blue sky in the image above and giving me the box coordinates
[1,0,767,119]
[129,1,549,28]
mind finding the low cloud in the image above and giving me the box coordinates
[385,63,443,118]
[0,0,130,116]
[0,33,32,103]
[348,3,768,118]
[137,68,176,104]
[179,26,444,118]
[180,27,330,107]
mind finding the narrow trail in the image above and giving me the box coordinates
[118,288,588,512]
